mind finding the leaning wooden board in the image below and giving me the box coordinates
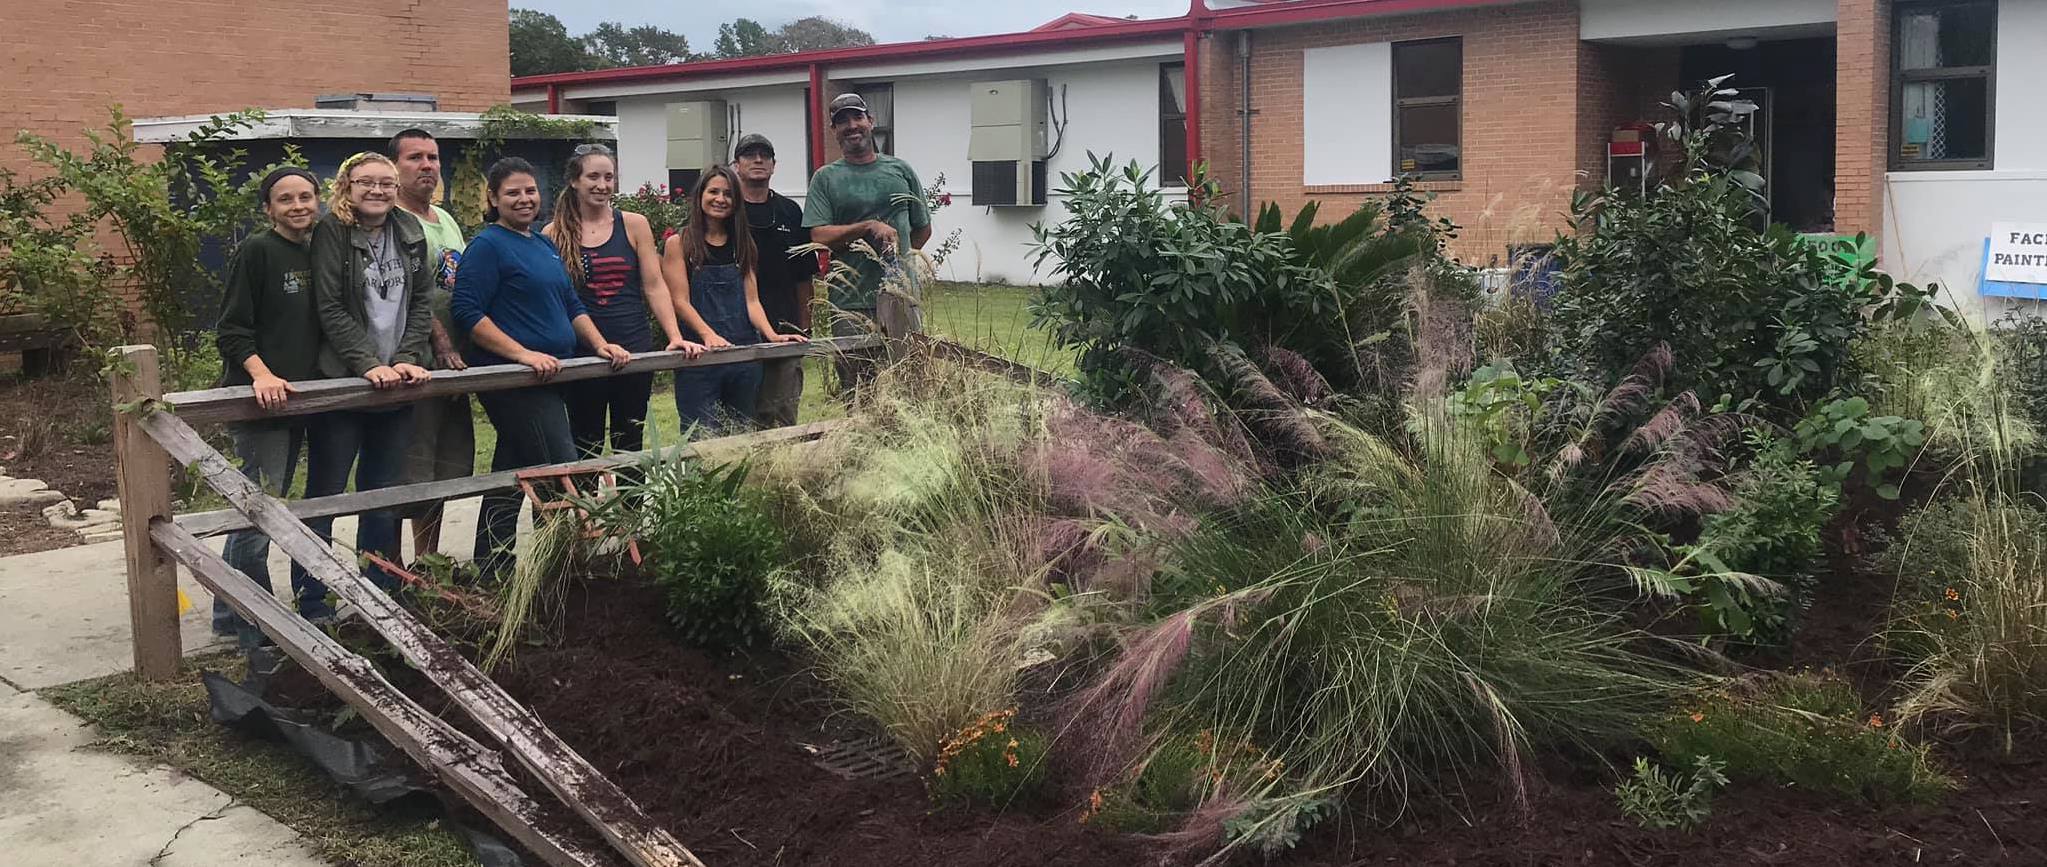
[136,407,705,867]
[151,519,618,867]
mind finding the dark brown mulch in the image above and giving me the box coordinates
[254,544,2044,867]
[0,504,82,555]
[0,372,120,507]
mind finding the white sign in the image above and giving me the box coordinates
[1987,223,2047,285]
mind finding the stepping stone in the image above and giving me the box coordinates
[96,499,121,513]
[0,477,67,508]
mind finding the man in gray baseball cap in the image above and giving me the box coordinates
[733,132,818,427]
[803,91,931,391]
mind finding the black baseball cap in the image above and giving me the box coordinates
[829,93,869,123]
[734,133,775,158]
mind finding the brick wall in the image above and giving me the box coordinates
[1834,0,1890,237]
[1204,1,1591,263]
[2,0,509,179]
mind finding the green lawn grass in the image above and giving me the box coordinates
[468,281,1065,465]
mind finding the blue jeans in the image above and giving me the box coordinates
[214,420,306,648]
[304,407,415,605]
[474,386,577,583]
[674,362,764,437]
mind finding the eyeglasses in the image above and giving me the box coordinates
[573,143,615,156]
[349,179,399,191]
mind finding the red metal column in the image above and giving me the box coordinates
[1183,30,1202,188]
[808,63,827,172]
[546,84,560,114]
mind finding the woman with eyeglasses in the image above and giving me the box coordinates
[543,143,700,458]
[307,151,435,600]
[662,164,807,435]
[453,157,631,583]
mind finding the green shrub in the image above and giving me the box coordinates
[1679,434,1840,642]
[1614,754,1728,830]
[1028,157,1336,403]
[1793,396,1925,500]
[1649,672,1951,804]
[1550,79,1936,413]
[605,459,785,648]
[928,708,1051,809]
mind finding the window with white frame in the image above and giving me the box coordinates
[1392,38,1461,179]
[1161,62,1189,186]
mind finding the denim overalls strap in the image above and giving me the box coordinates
[691,258,760,346]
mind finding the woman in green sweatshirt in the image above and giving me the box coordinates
[211,166,325,644]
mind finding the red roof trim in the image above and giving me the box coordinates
[509,0,1510,94]
[1032,12,1137,31]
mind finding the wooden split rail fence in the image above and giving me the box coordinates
[107,289,1050,866]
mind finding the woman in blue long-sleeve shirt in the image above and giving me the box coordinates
[452,157,630,582]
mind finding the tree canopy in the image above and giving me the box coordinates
[510,9,879,75]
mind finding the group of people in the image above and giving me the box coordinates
[212,92,930,645]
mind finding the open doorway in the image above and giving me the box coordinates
[1679,37,1836,232]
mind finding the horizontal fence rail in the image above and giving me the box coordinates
[175,420,844,538]
[165,335,880,425]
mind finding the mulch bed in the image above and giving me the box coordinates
[0,372,119,508]
[262,567,2043,866]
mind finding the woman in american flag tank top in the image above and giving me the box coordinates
[543,144,699,458]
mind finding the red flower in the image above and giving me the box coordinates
[937,193,953,207]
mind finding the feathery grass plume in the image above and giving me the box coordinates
[1403,265,1477,403]
[482,511,580,671]
[1120,346,1276,479]
[1260,345,1335,408]
[1205,341,1332,462]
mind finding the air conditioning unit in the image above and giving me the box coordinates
[968,79,1049,207]
[665,100,728,196]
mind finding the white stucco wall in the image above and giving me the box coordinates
[888,57,1180,284]
[1301,42,1393,185]
[610,86,811,200]
[1579,0,1837,42]
[1882,0,2047,319]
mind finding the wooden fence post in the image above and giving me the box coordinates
[111,345,180,680]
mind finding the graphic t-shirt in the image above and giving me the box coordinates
[414,204,469,359]
[363,222,407,364]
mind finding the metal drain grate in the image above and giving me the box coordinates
[802,736,916,781]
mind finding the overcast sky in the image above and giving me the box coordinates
[519,0,1192,50]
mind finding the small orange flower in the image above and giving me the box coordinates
[1006,753,1020,768]
[1868,713,1885,728]
[1946,609,1960,620]
[1944,587,1960,602]
[1689,710,1705,723]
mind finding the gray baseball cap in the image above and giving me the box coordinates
[828,92,868,123]
[733,133,775,158]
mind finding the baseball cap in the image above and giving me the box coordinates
[828,93,869,123]
[733,133,775,158]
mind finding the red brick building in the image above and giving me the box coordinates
[3,0,511,179]
[517,0,2040,310]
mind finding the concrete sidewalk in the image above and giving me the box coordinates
[0,496,486,867]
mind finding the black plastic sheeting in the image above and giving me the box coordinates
[204,647,526,867]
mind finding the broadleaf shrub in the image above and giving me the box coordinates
[1614,754,1728,831]
[1550,78,1938,413]
[1680,434,1840,642]
[612,459,785,648]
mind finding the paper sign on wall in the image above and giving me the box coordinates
[1986,223,2047,285]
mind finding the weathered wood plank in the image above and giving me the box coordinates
[112,345,181,681]
[911,334,1059,387]
[137,408,705,867]
[177,420,845,537]
[149,520,617,867]
[166,335,881,425]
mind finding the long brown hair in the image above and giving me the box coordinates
[675,164,756,278]
[545,144,616,286]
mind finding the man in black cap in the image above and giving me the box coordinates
[803,92,931,390]
[733,132,818,427]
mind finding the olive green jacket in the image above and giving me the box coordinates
[310,209,434,378]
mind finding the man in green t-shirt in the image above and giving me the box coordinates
[803,93,932,389]
[389,128,474,558]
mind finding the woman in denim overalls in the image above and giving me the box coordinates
[661,164,807,434]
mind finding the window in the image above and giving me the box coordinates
[1392,38,1461,179]
[853,83,895,156]
[1892,1,1995,170]
[1160,62,1189,186]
